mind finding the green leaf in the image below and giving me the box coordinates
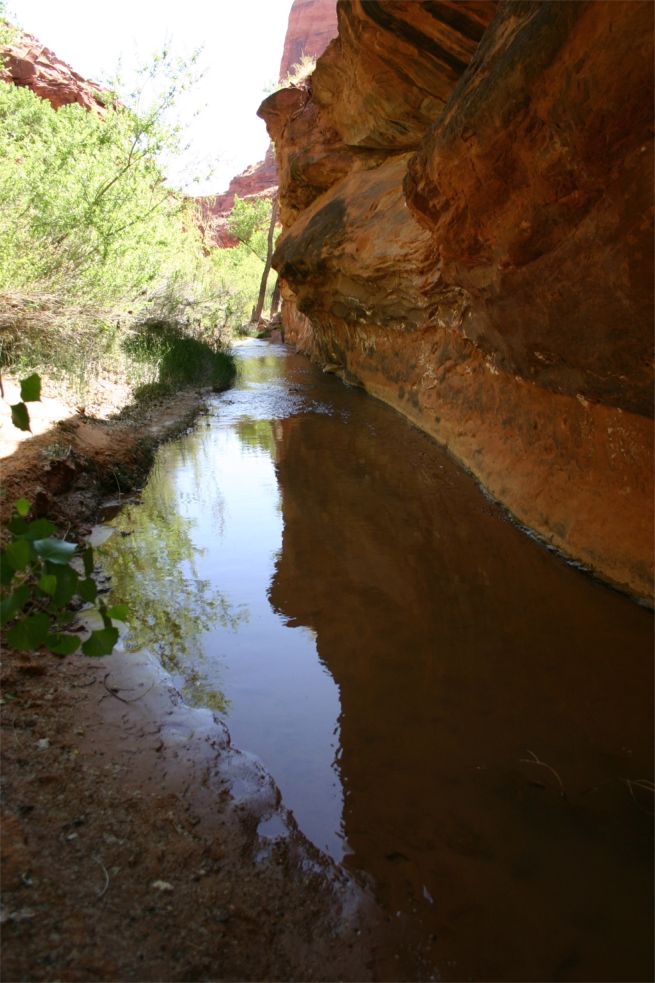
[0,584,30,626]
[10,402,31,432]
[107,603,129,622]
[4,539,31,571]
[98,599,112,630]
[6,612,50,652]
[33,538,77,564]
[0,556,13,585]
[7,517,28,536]
[46,633,81,656]
[20,373,41,402]
[50,565,79,607]
[24,518,56,541]
[82,626,119,657]
[15,498,31,517]
[81,546,94,578]
[78,578,97,603]
[37,574,58,597]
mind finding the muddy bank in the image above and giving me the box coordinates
[1,637,397,981]
[0,387,212,532]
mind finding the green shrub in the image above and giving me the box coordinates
[1,497,125,657]
[0,57,244,398]
[0,30,284,402]
[123,321,236,398]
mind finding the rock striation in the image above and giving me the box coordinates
[259,0,654,600]
[0,29,107,113]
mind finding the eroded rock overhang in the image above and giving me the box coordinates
[258,0,654,601]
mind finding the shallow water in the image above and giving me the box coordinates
[101,340,653,981]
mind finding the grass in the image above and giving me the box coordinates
[122,321,236,402]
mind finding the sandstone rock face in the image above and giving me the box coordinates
[260,0,654,600]
[0,30,107,113]
[312,0,494,150]
[405,1,654,416]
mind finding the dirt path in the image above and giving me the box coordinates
[0,386,405,981]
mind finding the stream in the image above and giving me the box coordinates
[99,339,653,982]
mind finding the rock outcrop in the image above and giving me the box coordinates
[259,0,654,600]
[0,29,107,113]
[199,0,338,240]
[196,146,278,247]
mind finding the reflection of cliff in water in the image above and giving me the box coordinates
[268,388,654,983]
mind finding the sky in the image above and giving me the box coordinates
[9,0,293,195]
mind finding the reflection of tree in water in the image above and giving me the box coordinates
[234,417,278,460]
[99,441,248,714]
[181,669,230,714]
[238,354,284,386]
[161,420,227,534]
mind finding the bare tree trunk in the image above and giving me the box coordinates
[269,277,281,317]
[252,196,279,323]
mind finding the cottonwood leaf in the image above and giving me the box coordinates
[47,633,81,656]
[6,613,50,651]
[107,603,129,622]
[10,402,30,432]
[82,627,119,657]
[37,574,58,597]
[78,578,97,603]
[5,539,31,571]
[20,374,41,402]
[0,584,30,626]
[15,498,31,517]
[33,538,77,564]
[24,519,56,541]
[50,565,79,607]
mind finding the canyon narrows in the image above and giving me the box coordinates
[1,2,653,981]
[260,0,654,601]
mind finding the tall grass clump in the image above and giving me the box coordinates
[122,321,235,400]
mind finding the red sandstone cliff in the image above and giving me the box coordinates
[259,0,654,600]
[199,0,338,238]
[0,29,107,112]
[196,146,278,247]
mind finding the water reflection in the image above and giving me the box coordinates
[99,438,246,714]
[100,340,653,981]
[233,417,279,461]
[268,376,654,982]
[101,342,347,859]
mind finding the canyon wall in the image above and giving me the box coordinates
[259,0,654,600]
[0,29,107,112]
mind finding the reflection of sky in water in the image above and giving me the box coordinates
[101,342,347,860]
